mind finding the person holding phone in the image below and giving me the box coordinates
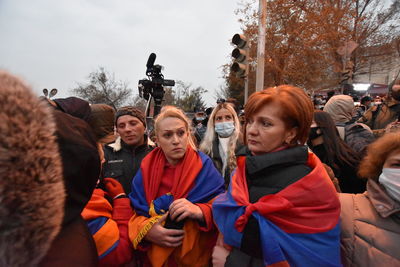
[128,106,224,267]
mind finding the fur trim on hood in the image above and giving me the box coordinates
[0,71,65,267]
[107,135,153,151]
[108,136,122,152]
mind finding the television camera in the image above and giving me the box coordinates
[138,53,175,118]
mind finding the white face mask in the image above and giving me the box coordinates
[215,121,235,138]
[379,168,400,202]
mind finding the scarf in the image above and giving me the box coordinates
[213,152,341,267]
[129,146,224,267]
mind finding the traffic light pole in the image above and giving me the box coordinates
[245,53,249,104]
[256,0,266,92]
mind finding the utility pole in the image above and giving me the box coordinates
[256,0,266,92]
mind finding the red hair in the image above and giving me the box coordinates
[358,133,400,180]
[244,85,313,146]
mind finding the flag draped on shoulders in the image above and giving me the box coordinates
[213,152,341,267]
[128,146,225,267]
[82,189,119,259]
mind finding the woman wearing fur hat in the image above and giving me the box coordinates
[128,106,225,267]
[199,102,243,187]
[340,133,400,266]
[0,71,65,267]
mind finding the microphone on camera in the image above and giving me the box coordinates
[146,53,156,69]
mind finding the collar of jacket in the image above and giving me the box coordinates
[366,179,400,218]
[245,145,308,175]
[107,135,149,152]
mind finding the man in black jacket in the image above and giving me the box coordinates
[102,106,153,194]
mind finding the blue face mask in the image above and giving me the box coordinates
[196,116,205,121]
[215,121,235,138]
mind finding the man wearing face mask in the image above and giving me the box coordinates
[192,108,208,144]
[339,133,400,266]
[359,79,400,137]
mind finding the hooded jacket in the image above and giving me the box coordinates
[0,71,65,267]
[324,95,374,154]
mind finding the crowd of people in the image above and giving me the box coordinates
[1,70,400,267]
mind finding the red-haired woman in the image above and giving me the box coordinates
[212,85,341,267]
[340,133,400,266]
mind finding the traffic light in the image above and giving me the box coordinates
[231,34,248,77]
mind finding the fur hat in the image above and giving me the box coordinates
[115,106,146,127]
[0,71,65,266]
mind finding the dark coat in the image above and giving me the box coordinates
[311,143,366,193]
[209,138,244,187]
[225,146,311,267]
[103,137,153,194]
[40,101,101,267]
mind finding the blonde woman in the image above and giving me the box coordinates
[128,106,224,267]
[200,103,243,186]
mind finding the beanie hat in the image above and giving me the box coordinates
[323,95,354,123]
[115,106,146,127]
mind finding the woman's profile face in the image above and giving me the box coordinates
[246,102,297,155]
[383,149,400,169]
[156,117,189,165]
[215,108,234,124]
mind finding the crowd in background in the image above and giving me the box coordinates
[1,70,400,267]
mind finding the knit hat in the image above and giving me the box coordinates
[323,95,354,123]
[87,104,116,144]
[115,106,146,127]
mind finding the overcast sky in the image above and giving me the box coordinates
[0,0,242,105]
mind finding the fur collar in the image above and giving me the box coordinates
[107,135,152,152]
[108,136,122,152]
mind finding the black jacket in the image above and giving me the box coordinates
[226,146,311,267]
[209,138,244,187]
[310,143,366,193]
[102,137,153,194]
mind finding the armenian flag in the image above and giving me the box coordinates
[129,146,225,267]
[213,152,342,267]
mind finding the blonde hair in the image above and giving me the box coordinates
[154,106,197,150]
[199,103,240,170]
